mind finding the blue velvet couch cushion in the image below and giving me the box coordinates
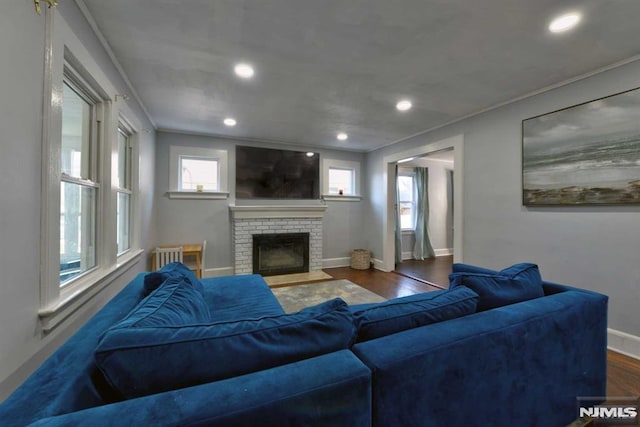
[449,262,544,311]
[143,261,203,296]
[95,297,355,399]
[351,287,479,342]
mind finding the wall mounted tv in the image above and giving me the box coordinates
[235,146,320,199]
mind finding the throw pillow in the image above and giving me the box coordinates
[95,297,355,399]
[449,262,544,311]
[352,286,479,342]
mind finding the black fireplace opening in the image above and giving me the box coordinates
[252,233,310,276]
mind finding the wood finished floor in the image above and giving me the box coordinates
[322,263,640,402]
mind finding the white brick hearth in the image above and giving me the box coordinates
[229,205,327,275]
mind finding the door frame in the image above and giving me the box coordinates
[381,134,464,271]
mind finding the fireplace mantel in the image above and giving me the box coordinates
[229,204,327,220]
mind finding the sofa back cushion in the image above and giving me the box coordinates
[95,295,355,399]
[449,262,544,311]
[143,261,203,296]
[351,286,479,342]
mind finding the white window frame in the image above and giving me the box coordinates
[321,158,362,201]
[39,10,142,332]
[398,170,417,231]
[168,146,228,199]
[115,117,137,256]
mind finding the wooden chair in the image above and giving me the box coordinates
[155,247,183,270]
[185,240,206,278]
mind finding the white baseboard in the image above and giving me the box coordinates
[322,257,351,269]
[608,328,640,360]
[203,267,235,278]
[401,248,453,261]
[435,248,453,257]
[372,258,390,272]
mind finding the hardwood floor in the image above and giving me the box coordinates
[393,255,453,289]
[323,265,640,403]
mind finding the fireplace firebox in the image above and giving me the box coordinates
[252,233,309,276]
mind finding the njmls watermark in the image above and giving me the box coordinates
[578,397,639,425]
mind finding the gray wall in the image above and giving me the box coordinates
[366,59,640,341]
[0,2,155,400]
[155,131,367,273]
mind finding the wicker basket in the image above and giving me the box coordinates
[350,249,371,270]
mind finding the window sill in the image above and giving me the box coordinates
[38,249,143,332]
[322,194,362,202]
[167,191,229,200]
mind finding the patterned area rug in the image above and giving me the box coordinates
[272,279,386,313]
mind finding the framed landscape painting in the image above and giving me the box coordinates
[522,87,640,206]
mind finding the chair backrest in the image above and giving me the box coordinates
[201,240,207,273]
[155,247,183,270]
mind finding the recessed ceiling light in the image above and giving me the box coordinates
[234,63,254,79]
[396,100,412,111]
[549,12,581,33]
[337,132,348,141]
[223,118,237,126]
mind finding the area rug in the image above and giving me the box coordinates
[271,279,386,313]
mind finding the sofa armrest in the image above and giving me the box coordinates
[352,289,607,427]
[28,350,371,427]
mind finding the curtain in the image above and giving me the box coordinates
[394,165,403,264]
[413,167,435,260]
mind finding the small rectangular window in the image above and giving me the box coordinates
[328,167,355,195]
[398,175,416,230]
[179,156,219,191]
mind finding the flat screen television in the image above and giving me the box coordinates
[235,146,320,199]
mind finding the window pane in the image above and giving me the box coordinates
[116,129,130,190]
[117,192,130,254]
[398,176,413,202]
[329,168,354,195]
[180,157,218,191]
[398,175,415,229]
[61,83,91,179]
[400,202,414,229]
[60,182,96,284]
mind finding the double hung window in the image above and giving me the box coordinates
[116,126,133,254]
[398,173,416,230]
[59,78,99,284]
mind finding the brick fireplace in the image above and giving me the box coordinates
[229,205,327,275]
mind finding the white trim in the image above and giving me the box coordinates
[167,191,229,200]
[322,194,362,202]
[322,257,351,269]
[322,158,362,196]
[372,258,390,272]
[202,266,235,278]
[169,145,228,194]
[382,134,464,272]
[39,250,143,332]
[401,251,413,261]
[229,204,327,219]
[435,248,454,257]
[608,328,640,361]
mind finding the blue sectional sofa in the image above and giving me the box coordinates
[0,263,608,427]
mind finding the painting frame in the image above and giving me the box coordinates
[522,86,640,206]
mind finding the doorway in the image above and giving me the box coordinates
[381,134,464,280]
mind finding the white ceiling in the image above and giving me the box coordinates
[81,0,640,152]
